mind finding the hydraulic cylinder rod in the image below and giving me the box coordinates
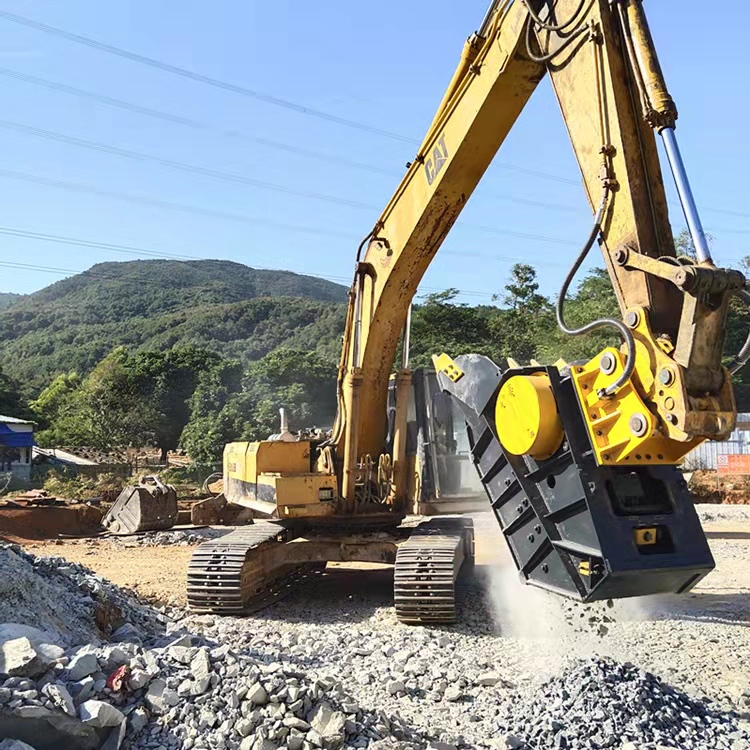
[661,127,713,264]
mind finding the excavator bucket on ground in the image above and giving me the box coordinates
[102,475,179,535]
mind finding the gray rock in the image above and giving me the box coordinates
[79,699,125,728]
[145,678,180,714]
[167,645,196,664]
[246,681,268,705]
[444,685,462,702]
[235,717,254,737]
[309,702,346,749]
[0,705,99,750]
[177,679,193,697]
[100,718,126,750]
[476,671,502,687]
[128,706,148,736]
[71,677,95,705]
[190,649,211,682]
[190,676,211,695]
[283,716,311,730]
[127,668,151,690]
[386,680,405,695]
[0,638,44,678]
[67,652,99,681]
[240,738,277,750]
[110,624,142,644]
[0,740,38,750]
[41,683,75,716]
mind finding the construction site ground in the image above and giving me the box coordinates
[20,506,750,723]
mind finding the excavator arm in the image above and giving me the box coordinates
[333,0,746,512]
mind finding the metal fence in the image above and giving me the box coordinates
[683,413,750,470]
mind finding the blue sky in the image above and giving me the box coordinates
[0,0,748,302]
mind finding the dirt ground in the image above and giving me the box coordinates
[25,539,195,606]
[22,510,750,610]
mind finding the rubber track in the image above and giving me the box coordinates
[186,522,320,615]
[393,518,473,624]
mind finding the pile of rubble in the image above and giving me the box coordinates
[495,658,749,750]
[124,528,229,547]
[0,628,428,750]
[0,543,748,750]
[0,545,165,647]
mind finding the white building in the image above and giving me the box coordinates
[0,415,35,485]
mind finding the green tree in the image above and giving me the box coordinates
[77,348,154,452]
[180,360,245,467]
[128,347,217,461]
[30,372,85,446]
[540,267,620,363]
[409,289,499,368]
[491,264,555,364]
[0,366,30,419]
[180,349,337,466]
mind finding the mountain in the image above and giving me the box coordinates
[0,293,23,310]
[0,259,348,390]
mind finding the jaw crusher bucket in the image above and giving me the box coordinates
[436,353,714,602]
[102,475,179,535]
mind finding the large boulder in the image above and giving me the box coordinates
[0,638,52,678]
[0,706,99,750]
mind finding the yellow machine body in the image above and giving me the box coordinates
[223,440,337,519]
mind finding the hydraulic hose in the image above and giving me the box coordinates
[524,18,588,64]
[556,186,636,397]
[728,289,750,376]
[520,0,586,32]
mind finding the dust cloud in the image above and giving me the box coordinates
[475,516,572,640]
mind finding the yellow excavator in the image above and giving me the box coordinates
[186,0,749,622]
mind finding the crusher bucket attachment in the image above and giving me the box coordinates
[437,354,714,602]
[103,475,179,535]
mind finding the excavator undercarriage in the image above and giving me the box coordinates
[188,517,474,623]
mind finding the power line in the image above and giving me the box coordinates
[0,66,395,178]
[0,9,416,144]
[0,66,591,210]
[0,226,196,260]
[0,168,358,241]
[0,119,376,211]
[0,66,589,203]
[4,15,747,220]
[0,121,585,248]
[0,16,594,186]
[3,66,745,223]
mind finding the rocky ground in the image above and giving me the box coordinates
[1,507,749,750]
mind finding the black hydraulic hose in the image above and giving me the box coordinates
[556,186,636,397]
[728,288,750,375]
[520,0,586,32]
[524,18,588,64]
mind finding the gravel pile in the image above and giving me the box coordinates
[119,529,229,547]
[494,657,749,750]
[0,544,166,646]
[695,503,750,524]
[0,629,432,750]
[1,534,749,750]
